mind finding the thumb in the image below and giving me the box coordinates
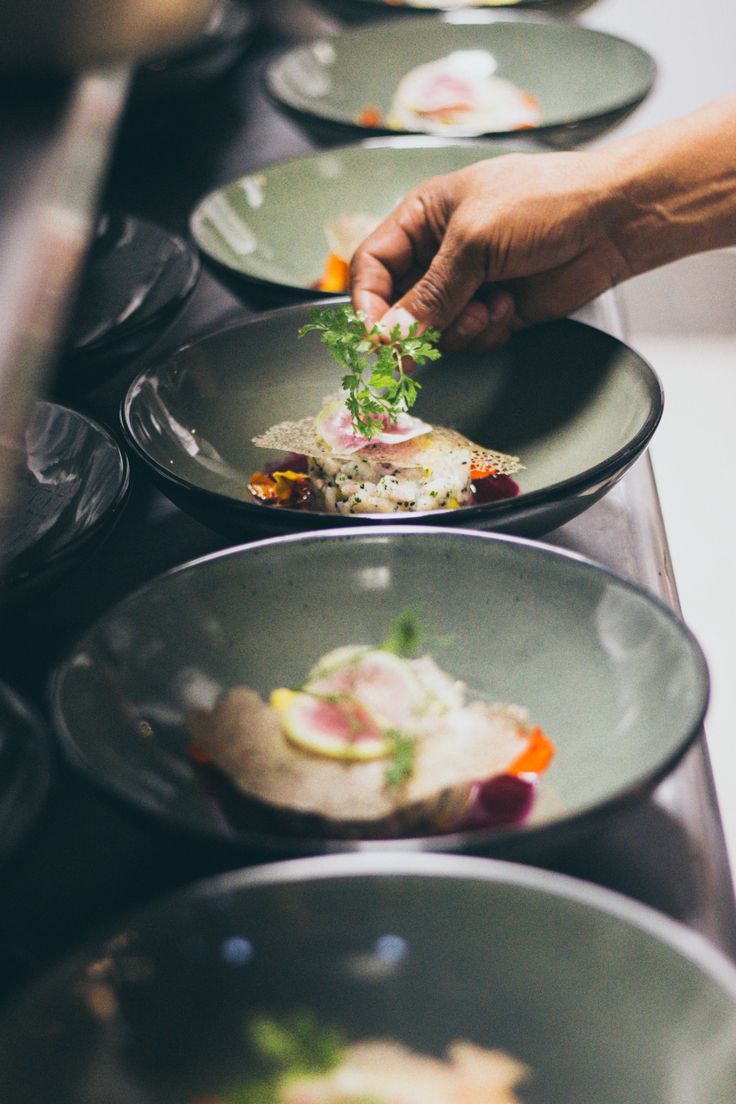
[378,228,485,338]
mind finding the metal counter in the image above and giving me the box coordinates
[1,3,734,1012]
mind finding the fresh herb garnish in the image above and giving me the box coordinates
[384,728,416,788]
[298,305,441,439]
[248,1011,344,1075]
[381,608,422,659]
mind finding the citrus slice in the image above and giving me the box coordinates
[274,690,390,761]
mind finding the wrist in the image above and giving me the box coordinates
[598,97,736,277]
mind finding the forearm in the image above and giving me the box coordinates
[598,96,736,277]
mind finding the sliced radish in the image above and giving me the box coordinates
[279,691,390,761]
[307,649,426,730]
[315,400,432,455]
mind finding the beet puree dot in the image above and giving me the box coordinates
[458,773,535,830]
[471,474,520,504]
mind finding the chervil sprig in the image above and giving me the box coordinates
[298,305,441,439]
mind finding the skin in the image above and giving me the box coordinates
[351,96,736,349]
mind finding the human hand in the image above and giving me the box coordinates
[350,150,629,349]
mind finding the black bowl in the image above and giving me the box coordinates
[1,854,735,1103]
[121,299,662,540]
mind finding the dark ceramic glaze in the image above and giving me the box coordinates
[265,15,656,142]
[0,683,52,864]
[1,854,735,1103]
[61,213,200,391]
[51,528,708,857]
[121,300,663,539]
[0,401,130,592]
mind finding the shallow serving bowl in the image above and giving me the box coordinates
[51,527,707,856]
[190,137,531,296]
[1,853,735,1103]
[121,299,662,540]
[264,14,656,143]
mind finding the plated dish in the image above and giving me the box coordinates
[121,298,662,539]
[190,138,530,296]
[1,854,735,1103]
[265,15,656,141]
[0,401,130,593]
[51,528,708,856]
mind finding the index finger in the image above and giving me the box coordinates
[350,189,440,326]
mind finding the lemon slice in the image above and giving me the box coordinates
[272,689,390,761]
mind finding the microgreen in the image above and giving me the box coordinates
[384,729,416,788]
[381,608,422,659]
[298,305,441,439]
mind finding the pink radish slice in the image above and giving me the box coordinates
[280,691,389,760]
[307,650,423,730]
[315,401,432,455]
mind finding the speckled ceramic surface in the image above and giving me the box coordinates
[190,137,531,294]
[265,15,656,139]
[2,853,735,1104]
[121,300,662,539]
[52,528,707,855]
[0,402,130,592]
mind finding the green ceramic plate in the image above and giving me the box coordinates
[265,14,656,139]
[2,854,736,1103]
[51,528,708,857]
[190,137,529,295]
[121,299,662,539]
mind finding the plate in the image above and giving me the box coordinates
[51,528,707,856]
[121,299,662,539]
[3,855,734,1104]
[60,213,200,391]
[190,137,533,295]
[265,14,656,141]
[0,401,130,593]
[0,683,52,864]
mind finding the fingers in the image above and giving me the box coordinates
[351,186,446,327]
[378,220,488,337]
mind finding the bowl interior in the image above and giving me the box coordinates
[1,858,735,1102]
[123,305,661,526]
[265,18,656,134]
[191,140,520,289]
[53,529,707,849]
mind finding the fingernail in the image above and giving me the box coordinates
[379,306,420,337]
[455,301,489,339]
[488,291,514,325]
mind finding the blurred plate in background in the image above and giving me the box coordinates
[265,14,656,142]
[60,213,199,394]
[0,402,129,593]
[1,854,735,1103]
[191,137,531,296]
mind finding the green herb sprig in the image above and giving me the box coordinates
[384,729,416,789]
[298,305,441,439]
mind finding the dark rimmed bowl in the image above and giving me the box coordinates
[317,0,598,21]
[190,136,535,297]
[121,298,662,540]
[1,853,735,1103]
[51,527,708,858]
[264,14,656,144]
[0,401,130,594]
